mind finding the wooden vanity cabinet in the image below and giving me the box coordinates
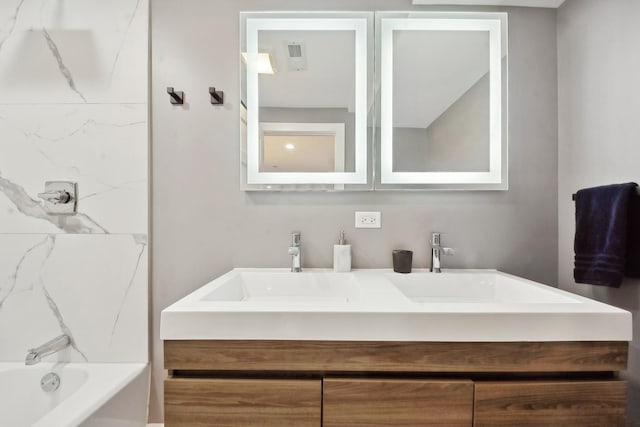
[164,377,321,426]
[323,378,474,426]
[474,380,627,426]
[164,340,628,427]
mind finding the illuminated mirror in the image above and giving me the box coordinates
[241,12,373,190]
[377,12,508,190]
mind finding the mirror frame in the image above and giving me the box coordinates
[378,12,508,189]
[244,14,369,185]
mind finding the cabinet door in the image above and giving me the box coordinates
[165,377,321,427]
[474,380,626,426]
[323,378,473,426]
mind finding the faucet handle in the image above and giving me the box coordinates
[291,231,301,246]
[431,232,441,246]
[442,247,455,256]
[38,190,72,204]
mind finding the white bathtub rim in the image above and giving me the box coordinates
[0,362,148,427]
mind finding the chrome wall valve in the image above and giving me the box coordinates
[37,181,78,215]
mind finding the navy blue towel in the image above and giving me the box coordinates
[626,190,640,277]
[574,182,639,287]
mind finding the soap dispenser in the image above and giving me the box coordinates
[333,230,352,272]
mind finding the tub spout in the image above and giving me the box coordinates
[25,334,71,365]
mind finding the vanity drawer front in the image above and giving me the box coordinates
[474,380,626,426]
[323,378,474,426]
[164,377,321,427]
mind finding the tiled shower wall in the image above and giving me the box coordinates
[0,0,148,363]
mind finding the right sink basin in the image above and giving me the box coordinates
[386,271,580,304]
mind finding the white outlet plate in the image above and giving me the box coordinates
[355,211,381,228]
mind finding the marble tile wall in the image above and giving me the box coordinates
[0,0,148,363]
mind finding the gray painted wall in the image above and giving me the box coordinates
[557,0,640,422]
[393,127,430,171]
[392,72,490,173]
[425,71,490,172]
[150,1,558,421]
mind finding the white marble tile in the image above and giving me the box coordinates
[0,104,147,234]
[0,0,148,104]
[0,234,148,362]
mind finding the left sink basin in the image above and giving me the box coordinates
[201,270,360,303]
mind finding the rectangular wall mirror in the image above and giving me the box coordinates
[376,12,508,190]
[240,12,374,191]
[240,11,508,191]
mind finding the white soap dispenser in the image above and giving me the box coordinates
[333,230,352,272]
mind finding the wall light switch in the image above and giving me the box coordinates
[355,211,381,228]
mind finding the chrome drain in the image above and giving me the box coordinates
[41,372,61,392]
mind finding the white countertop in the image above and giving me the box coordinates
[161,268,632,342]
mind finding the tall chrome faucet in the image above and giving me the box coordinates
[288,231,302,272]
[25,334,71,365]
[430,232,454,273]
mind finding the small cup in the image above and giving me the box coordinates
[392,250,413,274]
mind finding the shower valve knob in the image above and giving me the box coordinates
[38,190,71,204]
[37,181,78,215]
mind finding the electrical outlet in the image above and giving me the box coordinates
[355,211,381,228]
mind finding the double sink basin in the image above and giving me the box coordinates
[201,269,580,304]
[161,269,631,342]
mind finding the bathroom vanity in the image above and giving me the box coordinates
[161,269,631,426]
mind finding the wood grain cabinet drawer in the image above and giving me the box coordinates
[164,377,321,427]
[323,378,474,427]
[474,380,627,427]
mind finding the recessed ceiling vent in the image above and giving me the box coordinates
[288,44,302,57]
[286,41,307,71]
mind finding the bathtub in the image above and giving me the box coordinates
[0,362,149,427]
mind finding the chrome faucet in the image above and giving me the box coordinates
[430,232,455,273]
[288,231,302,272]
[25,334,71,365]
